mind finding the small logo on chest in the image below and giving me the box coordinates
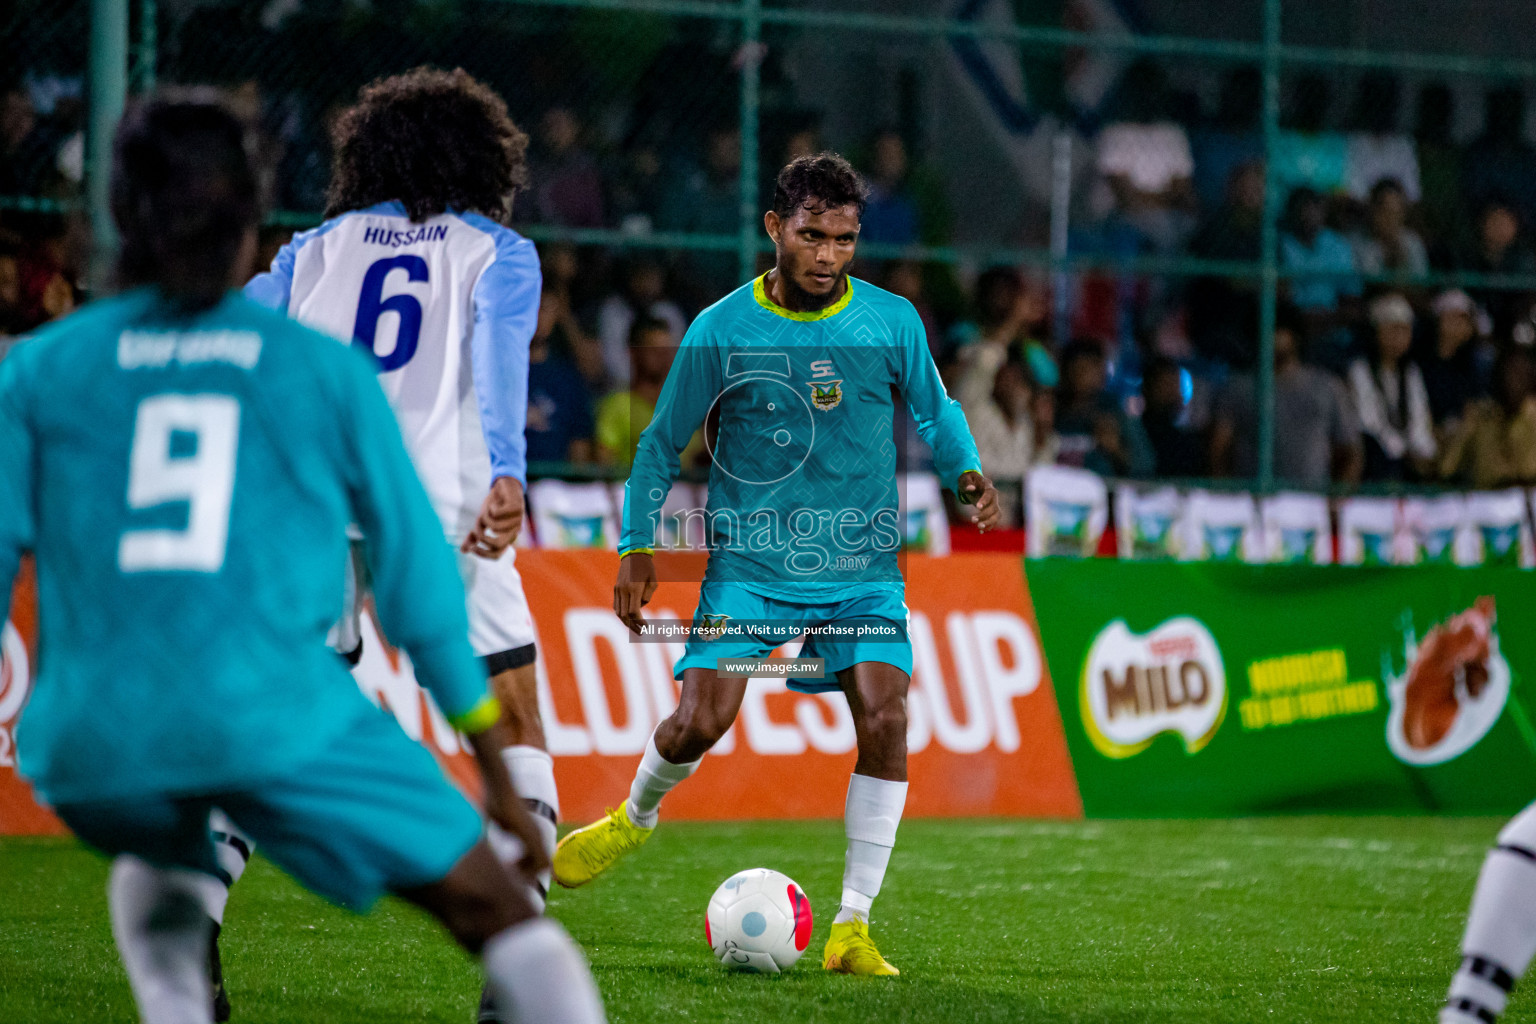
[807,380,844,411]
[807,360,842,410]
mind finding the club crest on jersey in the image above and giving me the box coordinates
[807,380,844,411]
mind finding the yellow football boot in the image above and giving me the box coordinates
[822,919,900,976]
[552,804,654,888]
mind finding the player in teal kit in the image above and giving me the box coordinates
[553,153,999,975]
[0,96,603,1024]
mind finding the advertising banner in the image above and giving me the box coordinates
[508,550,1081,822]
[1029,558,1536,817]
[0,552,1082,833]
[0,563,63,835]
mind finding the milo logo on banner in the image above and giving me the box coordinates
[1080,617,1227,758]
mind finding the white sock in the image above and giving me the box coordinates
[207,809,252,926]
[1443,803,1536,1023]
[110,857,225,1024]
[624,731,701,829]
[483,917,606,1024]
[489,746,561,911]
[835,774,908,925]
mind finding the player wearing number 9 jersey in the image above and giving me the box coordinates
[242,68,563,952]
[0,93,604,1024]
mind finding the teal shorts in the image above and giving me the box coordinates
[674,582,912,693]
[54,708,483,913]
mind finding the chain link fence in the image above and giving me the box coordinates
[6,0,1536,499]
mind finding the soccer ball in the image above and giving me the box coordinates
[705,868,813,973]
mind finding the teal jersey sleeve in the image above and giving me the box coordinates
[335,350,488,723]
[896,303,982,488]
[0,348,36,628]
[619,320,724,554]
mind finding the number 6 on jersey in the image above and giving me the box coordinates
[353,255,429,370]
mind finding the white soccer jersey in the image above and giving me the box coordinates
[246,201,540,538]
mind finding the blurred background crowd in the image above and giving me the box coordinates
[6,0,1536,529]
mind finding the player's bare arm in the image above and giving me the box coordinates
[614,550,659,635]
[958,470,1001,534]
[461,475,524,560]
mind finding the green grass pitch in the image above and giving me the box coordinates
[1,816,1528,1023]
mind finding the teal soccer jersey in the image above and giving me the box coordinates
[619,274,980,599]
[0,289,489,806]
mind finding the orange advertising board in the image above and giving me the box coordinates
[515,550,1081,822]
[0,551,1081,834]
[0,562,64,835]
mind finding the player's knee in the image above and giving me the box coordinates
[670,701,734,751]
[860,694,908,753]
[490,664,546,747]
[436,880,532,953]
[407,843,535,953]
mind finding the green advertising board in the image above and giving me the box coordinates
[1027,559,1536,817]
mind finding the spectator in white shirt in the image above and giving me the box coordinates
[1344,73,1421,203]
[1095,60,1197,252]
[1349,292,1436,481]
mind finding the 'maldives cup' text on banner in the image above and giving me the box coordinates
[1,552,1081,832]
[499,551,1081,821]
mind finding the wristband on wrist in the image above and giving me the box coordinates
[450,694,501,734]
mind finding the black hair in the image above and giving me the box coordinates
[1057,338,1107,403]
[1415,82,1454,143]
[1283,186,1323,230]
[1215,67,1262,130]
[1285,74,1332,133]
[1347,72,1401,134]
[771,151,869,220]
[975,266,1023,302]
[1274,301,1307,341]
[995,345,1035,391]
[1143,354,1180,382]
[1485,85,1526,142]
[628,314,673,348]
[1061,337,1104,361]
[112,90,258,310]
[1111,59,1172,124]
[327,66,528,223]
[622,254,664,283]
[1369,177,1406,204]
[1480,195,1520,225]
[974,265,1023,327]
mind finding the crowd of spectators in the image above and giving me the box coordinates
[502,64,1536,527]
[6,60,1536,527]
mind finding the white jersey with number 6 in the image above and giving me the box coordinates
[246,200,539,541]
[246,200,540,659]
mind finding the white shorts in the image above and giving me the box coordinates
[457,546,537,668]
[330,543,536,674]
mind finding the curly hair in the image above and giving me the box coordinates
[326,67,528,223]
[112,90,258,310]
[771,151,869,219]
